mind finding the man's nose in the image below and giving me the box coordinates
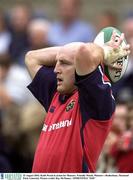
[54,62,61,73]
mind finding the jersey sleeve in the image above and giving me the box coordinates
[75,65,115,121]
[27,66,57,111]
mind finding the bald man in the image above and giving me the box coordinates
[25,32,130,173]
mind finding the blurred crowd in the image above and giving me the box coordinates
[0,0,133,173]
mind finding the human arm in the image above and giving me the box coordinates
[75,31,130,76]
[25,46,61,79]
[25,47,60,110]
[25,31,130,79]
[75,43,104,75]
[74,32,130,119]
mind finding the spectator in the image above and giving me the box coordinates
[0,53,41,172]
[18,18,51,66]
[48,0,96,46]
[17,102,45,171]
[0,114,12,172]
[27,18,51,50]
[95,10,118,32]
[111,102,128,136]
[0,54,33,107]
[1,103,31,172]
[109,102,133,172]
[8,3,31,64]
[0,8,11,55]
[127,102,133,132]
[0,136,12,172]
[97,102,128,172]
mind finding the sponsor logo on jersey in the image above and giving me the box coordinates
[42,119,72,132]
[66,100,75,112]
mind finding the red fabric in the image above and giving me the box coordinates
[32,91,113,173]
[32,91,83,172]
[84,118,113,172]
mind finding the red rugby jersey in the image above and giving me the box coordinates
[28,65,115,173]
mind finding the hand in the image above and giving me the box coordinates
[103,31,130,67]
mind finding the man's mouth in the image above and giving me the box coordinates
[57,78,63,85]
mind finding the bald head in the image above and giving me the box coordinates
[57,42,83,63]
[27,19,51,49]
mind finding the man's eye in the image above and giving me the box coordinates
[60,61,67,65]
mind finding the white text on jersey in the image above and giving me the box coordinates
[42,119,72,132]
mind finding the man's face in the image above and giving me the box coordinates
[54,46,76,94]
[112,104,127,133]
[59,0,80,22]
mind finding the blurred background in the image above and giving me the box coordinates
[0,0,133,173]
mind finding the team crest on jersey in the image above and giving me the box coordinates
[66,100,75,112]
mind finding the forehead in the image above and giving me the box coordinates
[57,46,75,62]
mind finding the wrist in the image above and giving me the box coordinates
[102,45,115,65]
[102,46,109,61]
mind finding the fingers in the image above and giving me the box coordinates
[111,31,125,47]
[127,50,131,55]
[123,44,130,55]
[119,33,124,45]
[110,31,118,48]
[111,31,117,42]
[122,44,130,57]
[123,44,130,50]
[103,30,130,66]
[108,62,123,70]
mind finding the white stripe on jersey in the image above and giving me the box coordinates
[98,65,115,100]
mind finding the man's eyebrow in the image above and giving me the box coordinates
[59,58,73,65]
